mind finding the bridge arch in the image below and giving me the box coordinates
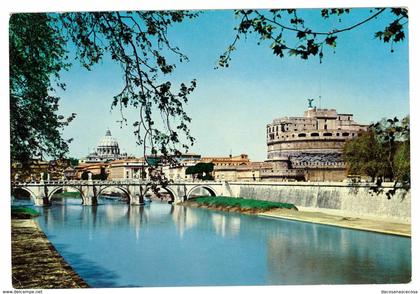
[97,186,131,203]
[144,185,177,202]
[186,185,217,199]
[48,186,84,202]
[12,187,37,204]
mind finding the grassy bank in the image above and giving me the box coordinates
[52,191,81,198]
[11,206,40,219]
[188,196,297,213]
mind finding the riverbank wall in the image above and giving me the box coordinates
[222,182,410,224]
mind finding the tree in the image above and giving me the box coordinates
[219,8,408,66]
[343,116,410,196]
[67,157,80,167]
[58,11,199,161]
[9,13,75,167]
[343,129,388,181]
[10,11,199,173]
[186,162,214,180]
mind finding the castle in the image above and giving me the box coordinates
[264,102,368,181]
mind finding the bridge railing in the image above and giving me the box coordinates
[12,179,225,187]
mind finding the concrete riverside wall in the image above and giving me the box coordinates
[225,182,411,224]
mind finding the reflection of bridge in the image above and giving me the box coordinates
[12,174,232,206]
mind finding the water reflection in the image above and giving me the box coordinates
[265,221,411,284]
[15,200,411,287]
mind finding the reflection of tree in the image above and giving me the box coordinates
[265,224,411,284]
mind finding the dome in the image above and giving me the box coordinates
[98,129,119,148]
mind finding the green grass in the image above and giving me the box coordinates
[52,191,81,198]
[194,196,297,211]
[11,206,40,219]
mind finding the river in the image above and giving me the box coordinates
[14,198,411,287]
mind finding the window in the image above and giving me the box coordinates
[310,132,319,137]
[298,133,306,137]
[323,133,332,136]
[342,132,349,137]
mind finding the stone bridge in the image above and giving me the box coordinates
[12,174,232,206]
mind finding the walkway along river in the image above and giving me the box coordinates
[13,198,412,287]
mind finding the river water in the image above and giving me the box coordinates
[16,199,411,287]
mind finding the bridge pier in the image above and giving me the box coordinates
[127,185,144,205]
[34,176,50,206]
[82,196,98,206]
[130,195,144,205]
[81,173,98,206]
[34,196,50,206]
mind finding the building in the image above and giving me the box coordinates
[201,154,250,166]
[80,129,128,163]
[236,162,269,182]
[12,159,72,181]
[264,102,368,181]
[75,162,109,179]
[205,154,250,181]
[108,158,149,180]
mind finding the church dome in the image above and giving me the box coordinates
[98,129,119,148]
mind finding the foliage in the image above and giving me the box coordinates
[219,8,408,66]
[186,162,214,180]
[58,11,199,163]
[343,116,410,195]
[194,196,297,211]
[10,11,199,174]
[9,13,76,167]
[53,191,81,198]
[11,206,40,219]
[67,157,80,167]
[343,129,388,180]
[81,168,108,180]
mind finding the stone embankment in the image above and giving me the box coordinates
[11,219,89,289]
[260,209,411,237]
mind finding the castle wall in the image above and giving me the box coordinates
[305,168,347,182]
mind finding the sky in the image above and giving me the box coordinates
[54,8,409,162]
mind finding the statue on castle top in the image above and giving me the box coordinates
[307,98,314,108]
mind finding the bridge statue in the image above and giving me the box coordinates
[11,174,232,206]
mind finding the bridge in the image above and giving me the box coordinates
[12,173,232,206]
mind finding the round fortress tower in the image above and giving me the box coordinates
[266,103,368,164]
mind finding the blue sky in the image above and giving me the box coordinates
[55,8,409,161]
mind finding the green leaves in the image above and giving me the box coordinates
[10,13,74,166]
[186,162,214,180]
[60,11,198,162]
[222,8,407,64]
[343,116,410,191]
[325,35,337,47]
